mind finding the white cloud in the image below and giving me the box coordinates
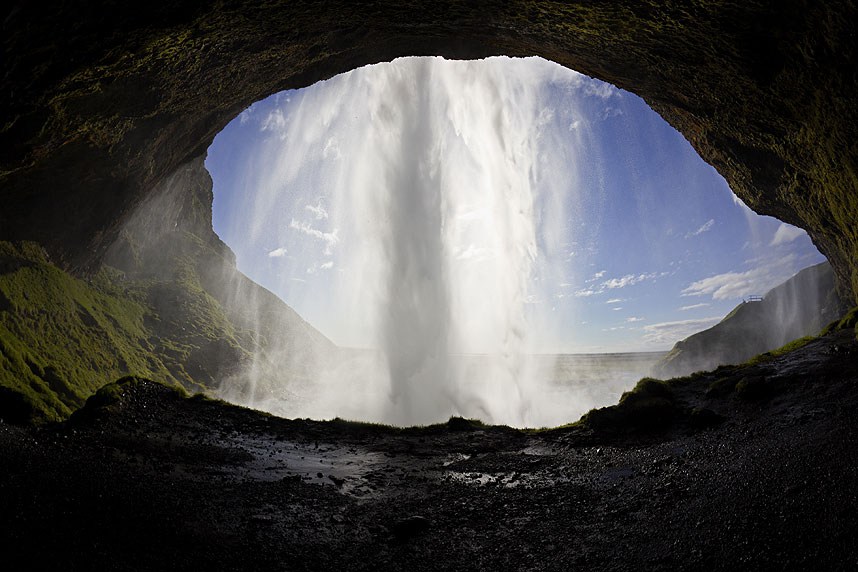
[290,277,306,283]
[770,223,805,246]
[305,202,329,220]
[587,270,606,283]
[686,218,714,238]
[601,272,658,289]
[261,109,287,132]
[289,218,339,255]
[306,260,334,274]
[601,106,624,120]
[679,303,710,311]
[572,272,661,298]
[238,107,254,125]
[267,247,288,258]
[626,316,644,323]
[681,255,798,300]
[612,306,623,311]
[642,317,722,347]
[581,79,620,100]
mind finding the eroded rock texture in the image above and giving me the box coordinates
[2,1,857,299]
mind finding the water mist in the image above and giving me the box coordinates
[209,57,634,427]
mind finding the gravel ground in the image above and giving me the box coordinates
[1,331,857,571]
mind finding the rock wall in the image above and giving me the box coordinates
[1,1,857,300]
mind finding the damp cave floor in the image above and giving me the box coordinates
[2,331,858,571]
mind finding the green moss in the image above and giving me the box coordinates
[580,377,676,432]
[820,306,858,336]
[0,242,173,421]
[744,336,815,366]
[620,377,673,403]
[735,375,774,400]
[707,376,740,397]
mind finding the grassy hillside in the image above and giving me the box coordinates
[0,241,186,422]
[653,262,846,378]
[0,159,335,424]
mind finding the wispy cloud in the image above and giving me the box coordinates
[626,316,644,323]
[601,272,659,290]
[601,106,623,120]
[679,303,710,311]
[642,317,722,346]
[573,271,661,297]
[770,222,805,246]
[289,219,339,255]
[306,260,335,274]
[261,108,287,132]
[239,107,254,125]
[586,270,606,283]
[583,80,620,100]
[305,202,329,220]
[681,254,797,300]
[267,247,288,258]
[686,218,714,238]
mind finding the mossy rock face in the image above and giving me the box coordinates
[0,158,335,425]
[620,378,673,403]
[1,2,858,305]
[689,407,724,430]
[735,376,774,401]
[707,376,740,397]
[70,376,187,424]
[446,416,487,432]
[0,386,37,425]
[583,377,677,432]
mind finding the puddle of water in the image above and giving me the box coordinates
[443,453,471,466]
[213,435,387,495]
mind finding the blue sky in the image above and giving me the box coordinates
[206,57,824,353]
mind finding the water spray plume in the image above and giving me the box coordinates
[208,57,666,427]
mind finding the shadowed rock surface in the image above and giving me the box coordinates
[654,262,847,378]
[1,329,856,571]
[0,157,334,422]
[1,1,857,303]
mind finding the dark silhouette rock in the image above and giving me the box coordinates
[0,2,857,304]
[390,515,431,542]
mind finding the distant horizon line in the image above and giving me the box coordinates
[333,346,669,357]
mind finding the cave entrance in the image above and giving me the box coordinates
[203,56,824,428]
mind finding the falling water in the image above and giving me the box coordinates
[213,57,605,426]
[208,55,825,427]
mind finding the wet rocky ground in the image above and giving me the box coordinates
[1,330,858,571]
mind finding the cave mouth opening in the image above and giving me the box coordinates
[202,56,825,429]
